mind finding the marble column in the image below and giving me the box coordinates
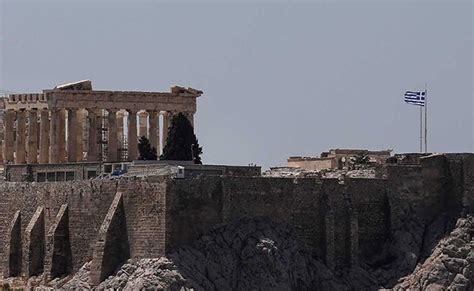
[117,110,125,145]
[138,111,148,138]
[15,110,26,164]
[0,113,3,162]
[4,110,16,163]
[75,110,84,162]
[107,109,118,162]
[27,109,38,164]
[162,111,172,147]
[67,109,77,163]
[127,110,138,161]
[49,109,60,164]
[148,110,159,152]
[87,109,99,161]
[39,109,50,164]
[58,109,67,163]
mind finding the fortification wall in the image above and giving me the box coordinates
[165,176,224,252]
[347,179,390,260]
[0,177,168,279]
[221,177,327,255]
[443,154,474,214]
[0,180,119,276]
[166,176,391,269]
[1,153,472,285]
[384,154,473,226]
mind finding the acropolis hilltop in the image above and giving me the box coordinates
[1,80,201,165]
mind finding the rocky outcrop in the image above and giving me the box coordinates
[394,216,473,290]
[62,218,349,290]
[3,215,473,290]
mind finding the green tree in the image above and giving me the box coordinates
[160,113,203,164]
[349,153,370,169]
[138,136,157,160]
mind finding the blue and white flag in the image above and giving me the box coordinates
[404,91,426,106]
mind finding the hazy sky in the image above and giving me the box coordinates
[1,0,472,168]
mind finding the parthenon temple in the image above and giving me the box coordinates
[0,80,202,164]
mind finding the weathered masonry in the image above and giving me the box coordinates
[1,80,202,164]
[0,154,472,286]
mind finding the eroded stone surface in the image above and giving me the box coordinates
[393,216,474,290]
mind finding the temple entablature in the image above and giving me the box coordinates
[1,80,202,165]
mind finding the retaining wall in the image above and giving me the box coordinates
[0,153,472,285]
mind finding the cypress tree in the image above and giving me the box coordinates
[160,113,203,164]
[137,136,157,160]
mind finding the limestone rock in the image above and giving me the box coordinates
[393,216,474,290]
[62,218,348,290]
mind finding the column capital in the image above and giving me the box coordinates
[107,108,119,114]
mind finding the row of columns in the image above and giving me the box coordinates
[3,108,190,165]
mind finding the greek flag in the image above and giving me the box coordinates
[404,91,426,106]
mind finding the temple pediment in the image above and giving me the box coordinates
[54,80,92,91]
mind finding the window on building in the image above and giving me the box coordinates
[87,170,97,179]
[103,165,112,173]
[37,172,46,182]
[47,172,56,182]
[65,172,75,181]
[56,172,65,182]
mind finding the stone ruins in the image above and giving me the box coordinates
[0,81,472,289]
[1,80,202,164]
[287,148,392,172]
[0,153,472,287]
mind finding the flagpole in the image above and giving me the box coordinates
[419,105,423,153]
[424,83,428,153]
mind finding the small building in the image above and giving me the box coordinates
[4,162,124,182]
[288,148,392,171]
[4,160,261,182]
[125,160,261,179]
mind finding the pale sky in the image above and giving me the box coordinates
[1,0,472,169]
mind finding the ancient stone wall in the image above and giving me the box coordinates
[0,153,473,285]
[384,164,424,231]
[348,179,390,260]
[0,177,167,279]
[165,176,224,252]
[166,176,392,269]
[443,154,474,214]
[119,176,167,259]
[0,180,118,276]
[220,177,329,258]
[90,192,130,285]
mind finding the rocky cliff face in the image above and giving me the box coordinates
[60,218,347,290]
[21,215,471,290]
[394,216,473,290]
